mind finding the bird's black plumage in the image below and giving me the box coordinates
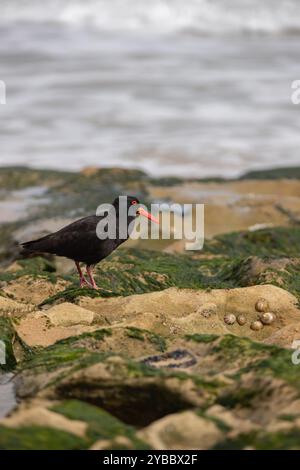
[21,196,144,289]
[21,196,139,266]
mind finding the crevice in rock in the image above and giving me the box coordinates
[55,381,193,427]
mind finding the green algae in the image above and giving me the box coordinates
[2,166,300,449]
[273,261,300,304]
[217,387,260,409]
[19,329,113,374]
[39,286,111,306]
[39,248,231,305]
[201,336,299,389]
[213,429,300,450]
[240,166,300,180]
[17,256,56,274]
[51,400,149,448]
[39,227,300,306]
[50,358,214,427]
[196,410,232,433]
[242,348,300,389]
[0,256,58,284]
[279,414,298,422]
[211,335,276,359]
[51,400,134,440]
[125,327,167,352]
[185,333,278,365]
[16,329,225,417]
[13,332,300,446]
[185,333,219,344]
[182,334,298,391]
[209,255,300,302]
[204,227,300,257]
[0,167,69,191]
[0,425,87,450]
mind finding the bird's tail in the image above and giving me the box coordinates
[20,234,51,256]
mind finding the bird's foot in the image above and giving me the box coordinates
[79,277,92,289]
[86,266,99,290]
[90,282,99,290]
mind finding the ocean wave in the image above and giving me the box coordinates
[2,0,300,35]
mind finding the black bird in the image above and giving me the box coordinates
[21,196,159,289]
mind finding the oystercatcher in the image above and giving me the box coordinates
[21,196,159,289]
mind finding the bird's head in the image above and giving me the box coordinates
[112,196,159,224]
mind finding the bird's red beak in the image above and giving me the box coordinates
[137,207,159,224]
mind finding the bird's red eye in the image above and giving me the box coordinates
[132,201,137,205]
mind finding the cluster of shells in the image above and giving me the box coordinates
[223,298,276,331]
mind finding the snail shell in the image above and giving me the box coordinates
[237,314,247,326]
[224,314,236,325]
[250,320,264,331]
[255,298,269,313]
[259,312,275,325]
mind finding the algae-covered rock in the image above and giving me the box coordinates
[0,398,148,450]
[213,429,300,450]
[204,227,300,258]
[50,399,148,449]
[15,342,215,426]
[14,281,300,353]
[5,318,300,448]
[1,165,300,449]
[1,400,87,437]
[77,285,299,343]
[36,238,300,307]
[219,256,300,303]
[241,166,300,180]
[0,424,87,450]
[15,333,300,448]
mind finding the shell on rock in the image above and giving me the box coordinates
[224,314,236,325]
[250,320,264,331]
[237,314,247,326]
[255,298,269,313]
[259,312,275,325]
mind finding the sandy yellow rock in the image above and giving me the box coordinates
[138,410,222,450]
[44,303,95,327]
[15,312,97,348]
[206,404,258,435]
[79,284,300,343]
[149,179,300,242]
[0,296,34,318]
[264,323,300,348]
[14,284,300,349]
[3,276,70,305]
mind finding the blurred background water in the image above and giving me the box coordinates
[0,0,300,177]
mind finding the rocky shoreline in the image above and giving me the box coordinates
[1,166,300,449]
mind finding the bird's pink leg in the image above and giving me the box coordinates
[86,265,99,290]
[75,262,91,288]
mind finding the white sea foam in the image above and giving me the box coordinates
[1,0,300,35]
